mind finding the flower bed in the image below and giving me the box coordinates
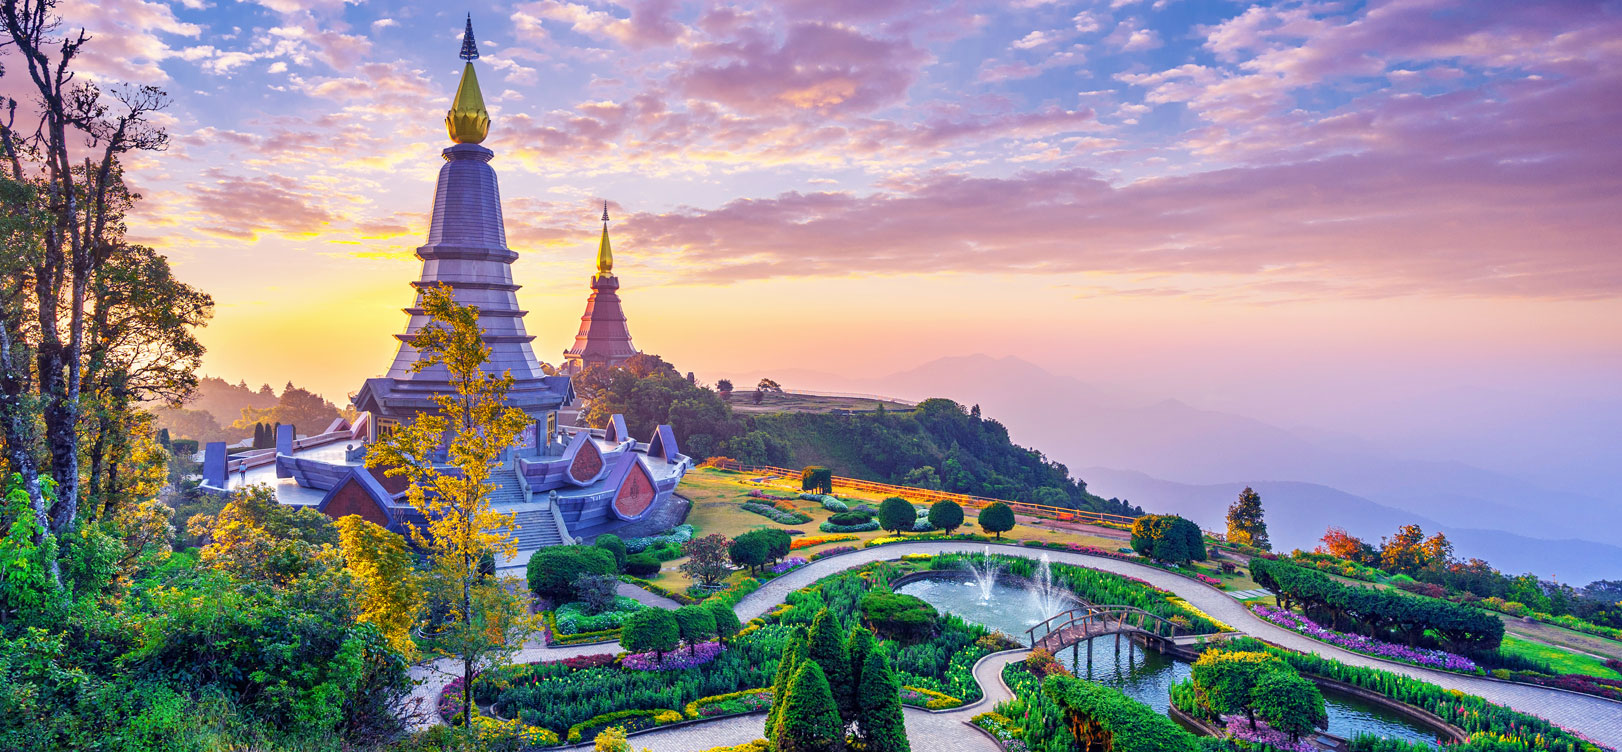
[1220,637,1600,752]
[623,641,725,672]
[564,708,684,743]
[543,611,623,646]
[554,597,646,634]
[1251,605,1479,673]
[971,712,1029,752]
[770,556,808,575]
[808,545,857,561]
[746,489,798,502]
[899,685,963,709]
[469,715,561,747]
[819,519,880,533]
[740,502,812,525]
[685,688,773,718]
[623,524,695,554]
[1224,715,1314,752]
[789,534,857,550]
[797,493,849,512]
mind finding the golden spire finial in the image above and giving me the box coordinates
[446,15,489,144]
[596,201,614,275]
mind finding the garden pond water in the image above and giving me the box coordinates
[897,576,1443,747]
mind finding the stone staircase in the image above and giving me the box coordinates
[488,468,528,507]
[506,507,565,550]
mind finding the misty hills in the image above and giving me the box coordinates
[1079,468,1621,584]
[760,354,1620,582]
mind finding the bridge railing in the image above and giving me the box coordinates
[1025,606,1187,649]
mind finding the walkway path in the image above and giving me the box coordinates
[412,541,1622,750]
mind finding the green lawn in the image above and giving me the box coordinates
[1499,634,1622,678]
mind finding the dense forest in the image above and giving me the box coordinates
[576,355,1141,516]
[151,377,345,444]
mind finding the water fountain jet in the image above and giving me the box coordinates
[963,547,1004,602]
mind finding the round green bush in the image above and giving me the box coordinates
[625,553,662,577]
[594,534,628,571]
[828,511,871,526]
[528,545,617,601]
[858,592,939,641]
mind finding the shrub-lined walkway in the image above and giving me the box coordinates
[411,542,1622,750]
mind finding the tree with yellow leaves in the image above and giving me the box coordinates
[335,515,423,659]
[365,284,538,728]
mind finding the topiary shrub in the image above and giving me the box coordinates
[528,545,618,602]
[594,534,628,571]
[859,592,939,641]
[978,502,1015,539]
[625,553,662,578]
[878,497,915,536]
[828,511,872,526]
[707,599,742,640]
[928,500,964,535]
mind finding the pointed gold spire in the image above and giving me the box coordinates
[446,15,489,144]
[596,201,614,275]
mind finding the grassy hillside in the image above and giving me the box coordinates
[748,399,1141,516]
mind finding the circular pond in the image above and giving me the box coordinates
[896,575,1442,747]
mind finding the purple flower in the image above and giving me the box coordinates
[622,641,725,672]
[1224,715,1315,752]
[1251,605,1478,672]
[772,557,808,574]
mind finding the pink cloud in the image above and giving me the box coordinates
[676,21,928,116]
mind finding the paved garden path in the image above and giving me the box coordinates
[413,541,1622,750]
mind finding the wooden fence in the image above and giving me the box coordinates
[702,458,1141,528]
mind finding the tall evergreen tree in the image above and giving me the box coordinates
[766,639,806,741]
[856,649,909,752]
[776,661,845,752]
[807,608,855,724]
[845,625,876,701]
[1226,487,1270,550]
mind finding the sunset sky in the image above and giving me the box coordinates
[46,0,1622,485]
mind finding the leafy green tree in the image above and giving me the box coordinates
[856,648,909,752]
[807,608,855,724]
[927,500,963,535]
[0,476,62,627]
[802,466,833,494]
[527,545,617,602]
[978,502,1015,539]
[878,497,915,536]
[1252,668,1325,741]
[594,533,628,571]
[728,534,769,574]
[673,604,717,643]
[776,661,844,752]
[902,465,940,490]
[680,533,733,587]
[708,599,742,641]
[1191,650,1286,729]
[622,608,680,656]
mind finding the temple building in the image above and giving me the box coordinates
[560,204,640,375]
[196,19,690,566]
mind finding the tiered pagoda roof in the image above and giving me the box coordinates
[562,203,639,374]
[354,17,573,425]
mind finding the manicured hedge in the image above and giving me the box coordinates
[564,707,684,743]
[1219,637,1602,752]
[740,502,812,525]
[1250,558,1503,651]
[1044,674,1206,752]
[819,520,880,533]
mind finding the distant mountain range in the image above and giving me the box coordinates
[1078,468,1621,584]
[751,354,1621,583]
